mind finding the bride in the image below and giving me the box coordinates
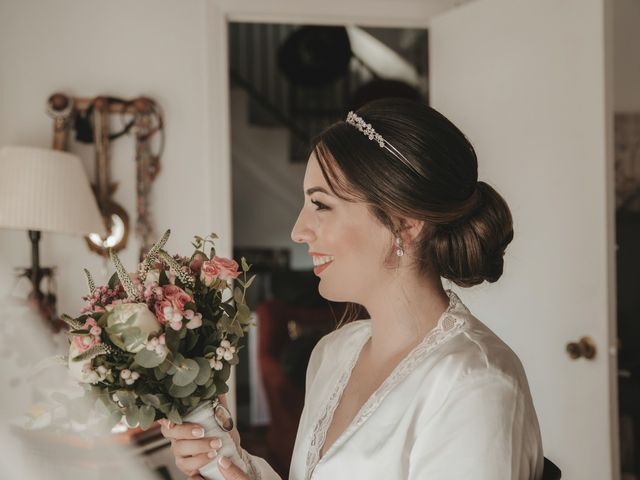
[160,98,545,479]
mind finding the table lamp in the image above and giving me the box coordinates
[0,146,105,331]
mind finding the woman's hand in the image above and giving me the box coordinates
[159,418,222,478]
[159,394,245,479]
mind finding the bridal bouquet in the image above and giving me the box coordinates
[62,230,255,479]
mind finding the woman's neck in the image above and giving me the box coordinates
[360,273,451,365]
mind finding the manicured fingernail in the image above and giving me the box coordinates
[210,438,222,448]
[218,456,231,469]
[192,427,204,438]
[208,450,218,459]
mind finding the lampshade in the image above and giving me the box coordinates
[0,146,105,236]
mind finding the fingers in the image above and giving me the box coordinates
[159,419,208,440]
[218,456,250,480]
[175,453,211,477]
[172,437,222,457]
[188,476,205,480]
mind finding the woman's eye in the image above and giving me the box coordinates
[311,199,329,211]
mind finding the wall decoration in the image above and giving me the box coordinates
[46,93,163,260]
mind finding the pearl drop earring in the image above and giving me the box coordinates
[395,235,404,257]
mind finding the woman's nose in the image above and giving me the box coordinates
[291,210,313,244]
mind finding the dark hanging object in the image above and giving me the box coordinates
[277,25,352,88]
[73,97,135,144]
[350,79,422,111]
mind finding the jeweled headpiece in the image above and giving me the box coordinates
[345,111,419,175]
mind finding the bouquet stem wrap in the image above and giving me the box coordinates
[183,399,249,480]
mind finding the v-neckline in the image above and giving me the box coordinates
[305,289,466,480]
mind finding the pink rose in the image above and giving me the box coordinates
[72,334,101,353]
[200,260,221,287]
[200,256,240,286]
[212,256,240,280]
[154,299,174,325]
[163,285,192,312]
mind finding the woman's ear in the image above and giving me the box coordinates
[395,217,424,244]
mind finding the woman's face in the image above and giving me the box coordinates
[291,151,393,303]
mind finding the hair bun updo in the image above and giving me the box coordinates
[428,180,514,287]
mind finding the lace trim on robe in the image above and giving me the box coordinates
[304,290,467,480]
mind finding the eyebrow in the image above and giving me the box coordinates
[305,186,332,196]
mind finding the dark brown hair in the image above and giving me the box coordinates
[310,98,514,325]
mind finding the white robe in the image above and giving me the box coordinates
[240,289,545,479]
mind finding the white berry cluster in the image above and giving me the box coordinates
[145,334,168,355]
[120,369,140,385]
[81,363,110,384]
[209,339,236,371]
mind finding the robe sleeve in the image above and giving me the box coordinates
[239,447,283,480]
[408,370,543,480]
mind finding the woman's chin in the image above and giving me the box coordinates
[318,280,351,303]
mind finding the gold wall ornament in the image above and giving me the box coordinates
[46,92,163,258]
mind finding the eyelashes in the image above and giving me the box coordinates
[311,199,329,211]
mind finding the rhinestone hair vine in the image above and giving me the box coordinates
[345,110,420,175]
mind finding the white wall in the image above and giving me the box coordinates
[0,0,219,321]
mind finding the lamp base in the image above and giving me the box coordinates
[16,230,65,332]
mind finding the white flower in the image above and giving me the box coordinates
[120,369,131,379]
[223,351,234,361]
[216,347,225,357]
[107,303,161,352]
[143,270,160,287]
[220,340,231,349]
[213,360,223,371]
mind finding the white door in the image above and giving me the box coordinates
[429,0,617,478]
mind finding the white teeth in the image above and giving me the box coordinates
[312,255,334,266]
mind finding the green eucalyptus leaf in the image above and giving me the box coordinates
[241,257,250,272]
[220,362,231,382]
[202,381,217,399]
[194,358,212,386]
[236,303,251,322]
[135,348,167,368]
[139,405,156,430]
[243,274,256,289]
[140,394,161,408]
[125,405,140,427]
[233,287,243,304]
[153,366,167,380]
[115,390,136,409]
[165,328,181,354]
[172,359,199,386]
[169,382,197,398]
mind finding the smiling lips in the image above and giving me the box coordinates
[310,253,334,275]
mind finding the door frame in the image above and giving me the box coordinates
[204,0,475,419]
[205,1,619,477]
